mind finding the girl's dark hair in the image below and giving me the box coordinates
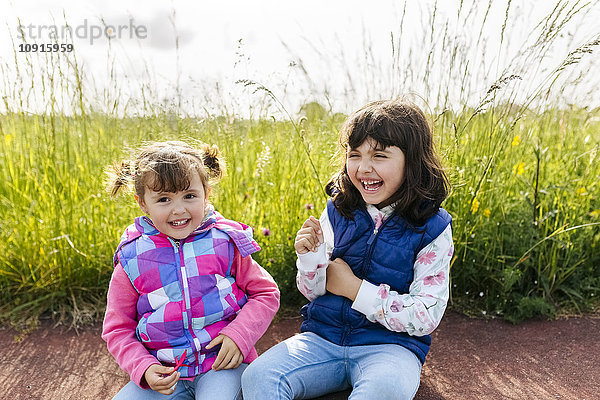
[326,98,449,226]
[107,140,224,199]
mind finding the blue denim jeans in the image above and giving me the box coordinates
[242,332,422,399]
[113,364,247,400]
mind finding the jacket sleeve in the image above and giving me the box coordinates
[351,224,454,336]
[295,208,333,301]
[101,263,160,388]
[220,247,280,359]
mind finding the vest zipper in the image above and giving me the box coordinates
[361,214,392,277]
[341,299,351,345]
[366,227,378,245]
[169,237,199,372]
[346,212,391,344]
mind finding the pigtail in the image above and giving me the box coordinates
[200,143,224,181]
[107,160,134,197]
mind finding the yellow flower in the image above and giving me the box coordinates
[576,187,587,196]
[4,134,12,146]
[512,135,520,146]
[471,197,480,214]
[590,209,600,218]
[483,208,491,218]
[513,162,525,176]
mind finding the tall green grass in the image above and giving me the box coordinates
[0,110,342,326]
[443,106,600,322]
[1,104,597,326]
[0,1,599,326]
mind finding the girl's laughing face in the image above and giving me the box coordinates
[136,171,209,240]
[346,137,405,207]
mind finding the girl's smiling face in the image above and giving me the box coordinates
[346,137,406,207]
[136,171,209,240]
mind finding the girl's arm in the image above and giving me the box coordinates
[351,224,454,336]
[102,263,160,388]
[219,248,280,359]
[295,208,333,301]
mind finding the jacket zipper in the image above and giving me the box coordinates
[169,237,199,372]
[362,213,392,277]
[343,211,391,344]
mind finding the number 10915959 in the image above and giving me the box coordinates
[19,43,74,52]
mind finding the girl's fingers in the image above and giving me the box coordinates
[296,232,318,246]
[157,380,178,396]
[297,226,320,238]
[161,371,179,385]
[294,237,318,253]
[213,341,234,370]
[309,223,323,244]
[296,227,323,246]
[152,371,179,390]
[213,349,232,370]
[153,365,175,376]
[302,216,316,228]
[206,335,222,349]
[223,353,243,370]
[234,353,244,368]
[295,234,315,250]
[315,227,324,245]
[301,217,322,236]
[295,218,325,253]
[212,351,225,370]
[305,217,322,233]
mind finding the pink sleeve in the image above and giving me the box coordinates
[220,248,280,359]
[101,263,160,388]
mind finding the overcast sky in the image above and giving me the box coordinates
[2,0,599,116]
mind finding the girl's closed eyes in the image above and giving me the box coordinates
[345,138,406,208]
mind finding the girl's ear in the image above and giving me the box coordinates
[135,194,148,214]
[204,186,211,202]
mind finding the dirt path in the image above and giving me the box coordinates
[1,311,598,399]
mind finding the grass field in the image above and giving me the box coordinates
[0,104,598,326]
[0,1,599,327]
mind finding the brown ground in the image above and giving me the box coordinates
[0,311,598,400]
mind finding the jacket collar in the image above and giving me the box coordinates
[127,204,260,258]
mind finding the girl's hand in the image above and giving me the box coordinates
[326,258,362,301]
[294,216,324,254]
[206,334,244,371]
[144,364,180,395]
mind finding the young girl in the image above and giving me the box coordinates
[242,99,453,399]
[102,141,280,400]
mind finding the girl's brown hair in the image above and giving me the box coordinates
[326,98,449,226]
[107,140,224,199]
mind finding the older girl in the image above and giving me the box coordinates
[243,99,453,399]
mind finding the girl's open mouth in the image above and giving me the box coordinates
[169,219,190,228]
[361,180,383,192]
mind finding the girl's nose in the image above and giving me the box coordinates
[171,200,186,214]
[357,159,373,173]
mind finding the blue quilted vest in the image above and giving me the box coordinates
[300,199,451,364]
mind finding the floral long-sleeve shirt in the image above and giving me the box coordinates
[296,204,453,337]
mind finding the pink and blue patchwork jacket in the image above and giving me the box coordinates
[112,207,266,378]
